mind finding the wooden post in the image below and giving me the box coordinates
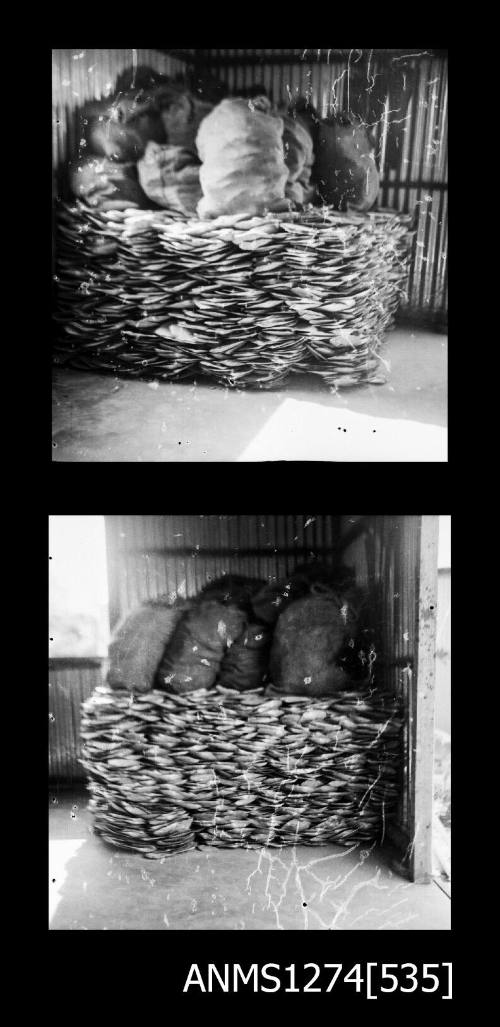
[410,514,440,882]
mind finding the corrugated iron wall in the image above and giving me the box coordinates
[340,514,421,846]
[49,658,104,783]
[104,514,342,627]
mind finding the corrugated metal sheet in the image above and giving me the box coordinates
[340,515,421,845]
[49,658,104,783]
[104,514,343,627]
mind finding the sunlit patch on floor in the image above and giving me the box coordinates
[49,839,87,925]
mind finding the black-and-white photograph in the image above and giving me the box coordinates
[49,514,451,930]
[52,49,447,462]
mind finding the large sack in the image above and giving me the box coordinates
[196,97,289,218]
[137,142,202,214]
[282,114,315,205]
[107,599,189,693]
[268,592,359,697]
[218,622,272,691]
[156,599,247,693]
[316,114,379,212]
[289,562,371,684]
[70,157,149,210]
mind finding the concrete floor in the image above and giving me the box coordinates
[49,791,450,931]
[52,328,447,462]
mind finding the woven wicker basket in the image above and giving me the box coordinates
[81,685,403,859]
[54,203,413,390]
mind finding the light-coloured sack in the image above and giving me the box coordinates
[137,141,202,214]
[196,97,289,218]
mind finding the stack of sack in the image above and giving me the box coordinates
[71,67,208,213]
[107,563,372,700]
[69,64,379,217]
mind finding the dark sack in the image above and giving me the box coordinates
[268,592,359,696]
[107,599,188,693]
[316,115,379,212]
[218,622,272,691]
[137,142,202,214]
[70,157,149,210]
[156,599,247,693]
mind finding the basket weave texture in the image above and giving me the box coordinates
[55,203,413,389]
[81,684,403,858]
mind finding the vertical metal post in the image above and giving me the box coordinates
[410,514,439,882]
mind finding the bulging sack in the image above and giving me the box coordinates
[70,157,149,210]
[268,592,360,696]
[218,622,272,691]
[196,97,289,217]
[316,115,379,212]
[137,142,202,214]
[156,599,247,693]
[107,599,189,693]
